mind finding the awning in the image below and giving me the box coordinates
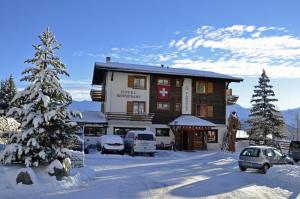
[169,115,216,129]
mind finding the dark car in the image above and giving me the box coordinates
[289,141,300,162]
[239,146,294,174]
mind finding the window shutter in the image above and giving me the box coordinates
[207,105,214,117]
[207,82,214,93]
[127,101,133,113]
[128,75,134,88]
[144,77,147,89]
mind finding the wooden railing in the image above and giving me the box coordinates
[106,112,155,122]
[90,88,105,102]
[226,89,239,105]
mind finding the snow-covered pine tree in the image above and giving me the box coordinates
[0,79,6,109]
[0,75,17,111]
[0,28,81,167]
[247,69,285,145]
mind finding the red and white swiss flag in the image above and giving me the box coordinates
[157,85,170,99]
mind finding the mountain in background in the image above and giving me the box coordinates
[69,100,100,112]
[227,104,300,139]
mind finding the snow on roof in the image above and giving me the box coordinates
[94,62,243,82]
[169,115,216,127]
[70,111,107,124]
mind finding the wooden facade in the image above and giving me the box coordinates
[150,75,227,125]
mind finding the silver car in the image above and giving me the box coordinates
[239,146,294,174]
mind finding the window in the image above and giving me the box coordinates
[127,101,146,114]
[176,79,182,87]
[196,81,206,94]
[157,102,170,110]
[133,101,145,114]
[241,148,260,157]
[137,134,154,141]
[207,130,218,143]
[264,149,275,157]
[175,103,181,112]
[114,127,146,138]
[156,128,170,137]
[196,104,213,117]
[128,75,146,89]
[157,78,170,86]
[83,127,106,137]
[196,81,213,94]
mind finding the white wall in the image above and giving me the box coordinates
[207,124,227,150]
[150,124,175,146]
[104,71,150,113]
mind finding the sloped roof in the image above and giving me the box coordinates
[169,115,216,127]
[70,111,107,124]
[94,62,243,83]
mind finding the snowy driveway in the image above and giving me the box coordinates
[2,150,300,199]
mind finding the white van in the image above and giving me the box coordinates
[124,130,156,156]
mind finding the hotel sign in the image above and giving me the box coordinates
[116,90,141,99]
[182,78,192,114]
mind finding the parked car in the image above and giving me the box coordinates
[124,130,156,157]
[238,146,294,174]
[289,141,300,162]
[99,135,124,155]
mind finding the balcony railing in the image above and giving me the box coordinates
[90,86,105,102]
[226,89,239,105]
[106,112,155,122]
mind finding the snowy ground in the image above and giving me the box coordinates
[1,150,300,199]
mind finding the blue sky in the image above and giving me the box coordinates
[1,0,300,110]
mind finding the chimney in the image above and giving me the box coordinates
[106,56,111,63]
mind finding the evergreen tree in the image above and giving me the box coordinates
[0,75,17,110]
[247,69,285,145]
[0,79,6,108]
[0,28,80,167]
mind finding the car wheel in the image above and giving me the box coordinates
[260,164,270,174]
[239,166,246,171]
[293,159,299,163]
[130,148,135,157]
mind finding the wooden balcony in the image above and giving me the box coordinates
[90,88,105,102]
[226,89,239,105]
[106,112,155,122]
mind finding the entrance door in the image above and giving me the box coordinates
[182,131,188,150]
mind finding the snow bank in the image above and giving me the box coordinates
[0,163,96,199]
[269,164,300,186]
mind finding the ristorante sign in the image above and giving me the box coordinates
[116,90,141,99]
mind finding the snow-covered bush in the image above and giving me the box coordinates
[0,28,81,167]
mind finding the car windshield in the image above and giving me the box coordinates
[290,141,300,148]
[137,134,154,141]
[241,148,260,157]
